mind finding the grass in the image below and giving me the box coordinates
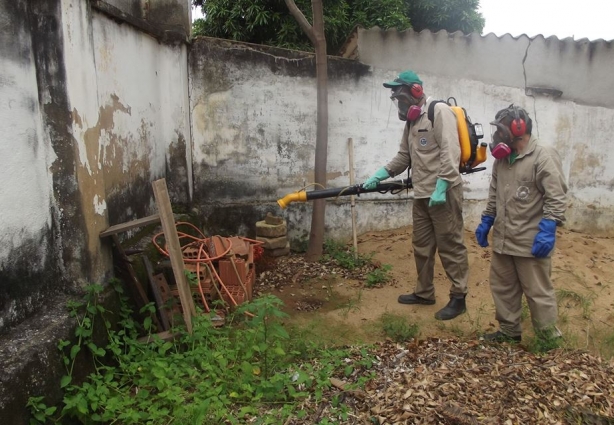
[337,289,363,318]
[378,312,419,342]
[556,288,593,320]
[323,238,393,289]
[526,328,564,353]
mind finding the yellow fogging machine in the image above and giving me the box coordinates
[277,178,413,209]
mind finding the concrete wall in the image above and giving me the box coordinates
[0,0,59,331]
[3,9,614,423]
[189,31,614,245]
[189,38,407,244]
[0,0,191,332]
[0,1,191,422]
[357,27,614,234]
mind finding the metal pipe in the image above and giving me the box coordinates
[277,178,413,209]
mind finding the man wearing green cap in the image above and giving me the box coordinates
[363,70,469,321]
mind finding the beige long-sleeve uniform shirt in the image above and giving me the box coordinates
[384,99,462,199]
[483,135,568,257]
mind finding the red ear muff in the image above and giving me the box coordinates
[510,106,526,137]
[410,84,423,99]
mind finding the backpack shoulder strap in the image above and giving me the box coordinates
[427,100,446,126]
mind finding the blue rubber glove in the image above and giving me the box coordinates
[428,178,449,207]
[475,215,495,247]
[531,218,557,258]
[363,167,390,190]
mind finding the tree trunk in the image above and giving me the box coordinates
[285,0,328,261]
[306,0,328,261]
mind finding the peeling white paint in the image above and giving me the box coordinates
[93,194,107,215]
[92,16,190,182]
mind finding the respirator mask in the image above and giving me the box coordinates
[489,122,513,159]
[489,105,529,159]
[390,85,423,121]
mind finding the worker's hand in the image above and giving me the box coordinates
[362,167,390,190]
[428,178,449,207]
[531,218,557,258]
[475,215,495,247]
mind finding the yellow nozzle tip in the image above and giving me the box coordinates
[277,191,307,209]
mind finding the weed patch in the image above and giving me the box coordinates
[378,312,419,342]
[28,282,376,424]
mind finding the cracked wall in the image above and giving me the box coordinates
[190,32,614,242]
[356,28,614,234]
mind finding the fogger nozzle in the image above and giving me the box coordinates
[277,179,414,209]
[277,191,308,209]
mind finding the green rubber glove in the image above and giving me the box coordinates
[428,178,449,207]
[363,167,390,190]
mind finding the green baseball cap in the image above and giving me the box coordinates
[383,70,423,88]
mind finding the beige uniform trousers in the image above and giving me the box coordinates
[490,252,558,337]
[413,184,468,300]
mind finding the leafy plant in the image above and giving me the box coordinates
[365,264,392,287]
[322,238,368,269]
[379,312,419,342]
[527,328,563,354]
[28,284,375,424]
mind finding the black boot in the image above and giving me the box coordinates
[398,293,436,305]
[434,295,466,320]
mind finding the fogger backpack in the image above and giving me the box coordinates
[428,97,487,174]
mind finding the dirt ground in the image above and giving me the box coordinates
[258,226,614,358]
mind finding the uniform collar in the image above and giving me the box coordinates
[516,135,538,159]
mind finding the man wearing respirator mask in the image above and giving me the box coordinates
[475,105,568,343]
[363,70,470,321]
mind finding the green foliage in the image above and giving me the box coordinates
[322,238,394,290]
[28,285,375,424]
[379,312,419,342]
[405,0,484,34]
[26,396,57,425]
[293,237,309,253]
[527,328,563,354]
[322,238,369,270]
[193,0,484,54]
[366,264,392,287]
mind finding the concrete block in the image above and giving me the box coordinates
[256,220,287,238]
[264,212,284,225]
[268,243,290,257]
[256,236,288,249]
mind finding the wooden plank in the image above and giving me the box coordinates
[99,214,160,238]
[110,235,162,331]
[142,256,170,331]
[152,178,195,334]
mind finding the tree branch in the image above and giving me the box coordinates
[283,0,316,45]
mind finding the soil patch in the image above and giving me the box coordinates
[255,226,614,357]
